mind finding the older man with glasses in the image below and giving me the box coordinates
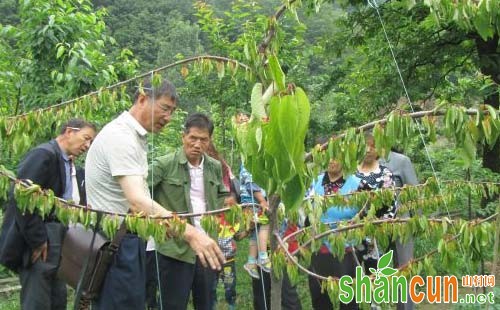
[0,119,96,310]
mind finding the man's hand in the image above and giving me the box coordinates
[31,241,48,263]
[254,192,269,211]
[184,226,224,270]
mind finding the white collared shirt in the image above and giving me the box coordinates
[86,111,149,214]
[71,161,81,204]
[188,156,206,231]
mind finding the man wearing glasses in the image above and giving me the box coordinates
[85,79,225,309]
[1,119,96,310]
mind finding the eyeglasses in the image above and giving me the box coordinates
[156,102,177,115]
[68,127,94,143]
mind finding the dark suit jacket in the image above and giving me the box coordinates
[6,140,67,250]
[1,140,89,271]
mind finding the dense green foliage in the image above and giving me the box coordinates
[2,0,498,164]
[0,0,137,111]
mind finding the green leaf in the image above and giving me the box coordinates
[216,61,225,79]
[459,135,476,167]
[250,83,266,120]
[265,97,293,182]
[482,118,492,145]
[281,174,306,211]
[277,95,299,160]
[56,44,65,59]
[377,250,393,269]
[472,8,495,41]
[486,104,498,120]
[268,55,285,91]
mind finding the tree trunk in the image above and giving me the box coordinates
[268,194,282,309]
[475,34,500,173]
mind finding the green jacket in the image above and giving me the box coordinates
[149,148,229,264]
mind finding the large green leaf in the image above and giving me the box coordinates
[277,95,300,165]
[268,55,285,91]
[472,0,495,41]
[250,83,266,121]
[264,96,283,158]
[281,174,306,211]
[291,87,311,164]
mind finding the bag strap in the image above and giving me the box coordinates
[73,212,104,309]
[108,218,128,253]
[73,214,128,309]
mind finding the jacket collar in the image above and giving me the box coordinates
[48,139,63,156]
[177,149,206,167]
[48,139,67,193]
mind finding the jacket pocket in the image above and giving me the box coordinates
[207,179,223,211]
[208,179,221,188]
[159,178,186,213]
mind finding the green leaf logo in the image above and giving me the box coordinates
[377,250,393,269]
[371,250,398,280]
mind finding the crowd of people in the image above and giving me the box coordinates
[0,77,418,310]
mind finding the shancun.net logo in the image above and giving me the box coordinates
[339,250,495,305]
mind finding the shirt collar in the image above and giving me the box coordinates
[54,140,70,161]
[178,148,205,167]
[187,155,204,170]
[121,111,148,137]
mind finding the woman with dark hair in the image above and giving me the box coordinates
[307,158,361,309]
[355,134,396,274]
[356,135,396,217]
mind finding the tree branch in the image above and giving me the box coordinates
[274,213,497,281]
[257,0,297,54]
[7,55,252,120]
[305,107,497,161]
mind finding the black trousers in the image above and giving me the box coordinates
[308,250,358,310]
[19,222,67,310]
[145,251,159,310]
[154,254,216,310]
[252,267,302,310]
[93,234,146,310]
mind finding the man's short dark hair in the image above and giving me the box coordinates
[184,113,214,136]
[59,119,97,135]
[134,77,178,103]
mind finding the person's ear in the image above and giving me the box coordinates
[136,93,149,107]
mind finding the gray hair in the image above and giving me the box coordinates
[134,77,179,103]
[59,119,96,135]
